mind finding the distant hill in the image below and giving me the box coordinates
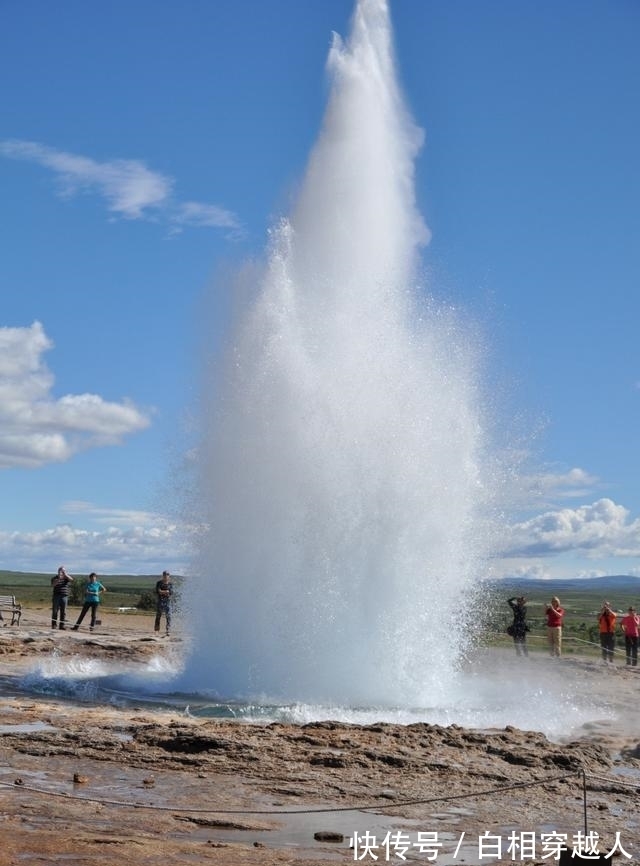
[489,575,640,595]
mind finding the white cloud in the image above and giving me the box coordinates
[0,322,150,469]
[520,465,599,504]
[62,501,161,526]
[0,138,242,233]
[0,503,194,574]
[502,498,640,560]
[494,562,554,581]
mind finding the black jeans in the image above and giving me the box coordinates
[600,632,615,663]
[624,635,638,666]
[51,594,69,627]
[75,602,99,628]
[513,634,528,657]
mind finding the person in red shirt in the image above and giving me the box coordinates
[545,596,565,657]
[619,606,640,667]
[598,601,617,664]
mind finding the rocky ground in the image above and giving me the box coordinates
[0,609,638,865]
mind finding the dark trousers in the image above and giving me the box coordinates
[75,602,99,628]
[600,632,615,663]
[154,602,171,633]
[513,634,528,657]
[52,595,69,627]
[624,635,638,666]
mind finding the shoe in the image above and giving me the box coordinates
[71,625,79,631]
[59,625,66,631]
[89,627,94,633]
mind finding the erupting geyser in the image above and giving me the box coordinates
[184,0,500,706]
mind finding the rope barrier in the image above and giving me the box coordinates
[495,630,639,662]
[0,773,571,814]
[0,768,619,817]
[585,772,640,791]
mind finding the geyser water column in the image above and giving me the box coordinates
[185,0,496,706]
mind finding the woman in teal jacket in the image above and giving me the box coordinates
[71,573,106,632]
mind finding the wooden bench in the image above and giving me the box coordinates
[0,595,22,626]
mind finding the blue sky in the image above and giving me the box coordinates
[1,0,638,579]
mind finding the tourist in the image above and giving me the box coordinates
[507,596,529,657]
[620,606,639,667]
[545,596,565,657]
[598,601,617,664]
[71,573,106,632]
[154,570,173,636]
[51,566,74,630]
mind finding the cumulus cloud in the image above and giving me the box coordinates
[520,465,599,504]
[0,322,150,469]
[502,498,640,560]
[0,138,241,233]
[0,513,191,575]
[538,466,598,498]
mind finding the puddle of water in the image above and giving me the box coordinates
[0,721,57,734]
[611,766,640,783]
[179,810,503,864]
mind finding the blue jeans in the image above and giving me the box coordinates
[52,594,69,627]
[154,602,171,633]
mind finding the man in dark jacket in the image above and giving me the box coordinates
[51,566,74,630]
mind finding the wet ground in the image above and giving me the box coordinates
[0,610,639,864]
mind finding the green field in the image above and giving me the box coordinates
[0,570,172,612]
[3,571,637,660]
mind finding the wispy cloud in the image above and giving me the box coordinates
[0,138,242,233]
[0,322,150,469]
[171,201,242,231]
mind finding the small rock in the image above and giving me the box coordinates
[314,831,344,843]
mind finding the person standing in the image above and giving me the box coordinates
[154,570,173,636]
[507,596,529,657]
[71,573,106,632]
[545,596,565,657]
[51,566,74,630]
[598,601,617,664]
[620,606,640,667]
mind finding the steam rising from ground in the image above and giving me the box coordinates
[184,0,501,705]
